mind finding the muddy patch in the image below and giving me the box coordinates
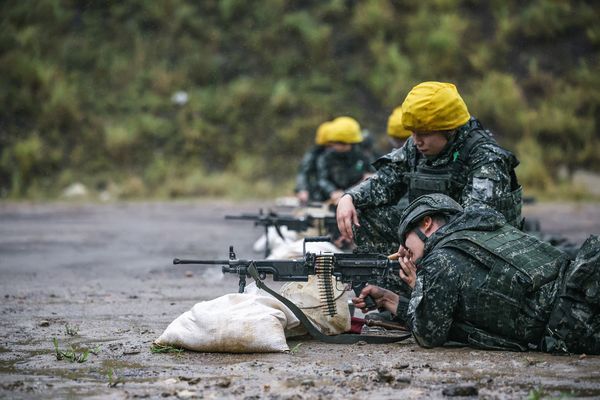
[1,200,599,398]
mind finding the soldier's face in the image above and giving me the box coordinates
[412,131,449,156]
[404,230,425,260]
[330,142,352,153]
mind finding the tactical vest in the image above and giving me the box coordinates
[402,123,523,227]
[402,127,487,202]
[436,225,568,347]
[326,149,368,190]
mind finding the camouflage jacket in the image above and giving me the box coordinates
[295,146,326,201]
[404,206,570,351]
[346,118,523,227]
[316,147,374,196]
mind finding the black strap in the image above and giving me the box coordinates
[247,263,412,344]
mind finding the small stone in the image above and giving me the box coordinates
[176,389,196,399]
[185,271,193,278]
[216,377,231,388]
[341,364,354,374]
[123,346,141,355]
[39,320,50,327]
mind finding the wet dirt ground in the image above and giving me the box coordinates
[1,200,600,399]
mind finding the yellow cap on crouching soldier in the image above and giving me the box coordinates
[387,107,412,139]
[315,121,333,145]
[401,82,470,131]
[328,116,363,144]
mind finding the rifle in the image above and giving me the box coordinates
[224,209,339,257]
[173,236,398,317]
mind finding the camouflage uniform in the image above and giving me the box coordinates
[346,118,522,254]
[400,206,600,354]
[295,146,327,201]
[316,146,374,197]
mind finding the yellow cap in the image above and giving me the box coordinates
[401,82,470,131]
[315,121,333,145]
[328,116,363,144]
[387,107,412,139]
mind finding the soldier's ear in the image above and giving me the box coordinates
[421,216,435,234]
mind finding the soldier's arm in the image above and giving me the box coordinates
[315,152,339,197]
[407,251,460,348]
[345,147,408,208]
[295,149,317,192]
[460,143,514,210]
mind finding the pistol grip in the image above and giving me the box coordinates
[351,282,377,311]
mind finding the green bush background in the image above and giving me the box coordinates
[1,0,598,200]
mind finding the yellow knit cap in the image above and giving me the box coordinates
[328,116,363,144]
[401,82,470,131]
[387,107,412,139]
[315,121,333,145]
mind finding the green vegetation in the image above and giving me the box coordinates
[106,367,125,388]
[52,337,99,363]
[150,343,184,354]
[289,342,303,354]
[1,0,598,200]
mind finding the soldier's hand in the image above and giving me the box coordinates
[389,246,411,261]
[336,194,359,241]
[296,190,309,205]
[329,190,345,204]
[399,250,417,289]
[352,285,399,314]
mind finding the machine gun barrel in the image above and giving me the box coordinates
[173,241,404,313]
[173,258,230,265]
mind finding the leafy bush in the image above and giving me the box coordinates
[0,0,598,200]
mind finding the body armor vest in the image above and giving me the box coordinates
[402,123,523,227]
[403,126,491,202]
[436,225,567,342]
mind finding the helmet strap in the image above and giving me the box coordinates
[414,227,428,243]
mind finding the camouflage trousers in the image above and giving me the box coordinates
[542,235,600,355]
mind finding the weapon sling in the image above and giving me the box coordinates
[247,263,412,345]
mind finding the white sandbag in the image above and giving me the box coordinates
[280,275,351,337]
[252,226,298,253]
[155,284,300,353]
[266,238,341,260]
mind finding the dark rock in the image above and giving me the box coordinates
[442,384,478,396]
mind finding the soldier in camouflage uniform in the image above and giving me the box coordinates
[337,82,522,255]
[353,194,600,354]
[386,106,412,151]
[316,116,374,204]
[295,121,332,204]
[385,106,413,214]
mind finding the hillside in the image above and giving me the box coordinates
[1,0,598,199]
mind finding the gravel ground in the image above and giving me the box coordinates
[1,200,599,399]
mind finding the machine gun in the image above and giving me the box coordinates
[224,209,339,257]
[173,236,399,317]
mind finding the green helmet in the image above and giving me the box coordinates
[397,194,463,244]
